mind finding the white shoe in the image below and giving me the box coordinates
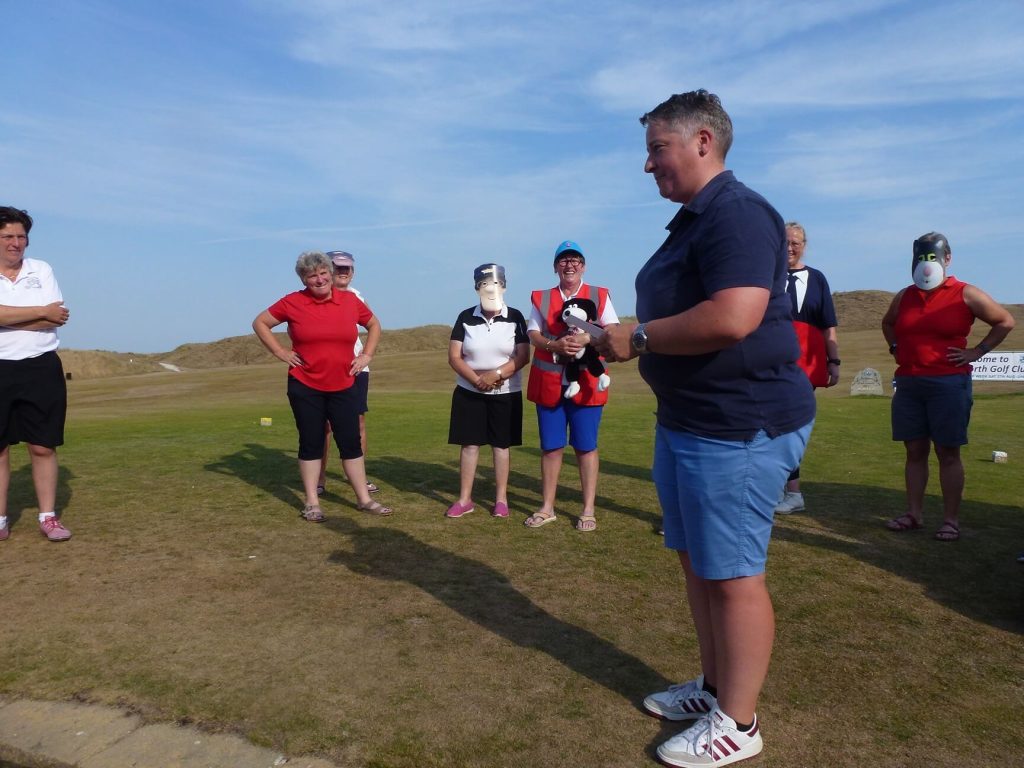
[643,675,716,721]
[774,491,805,514]
[657,707,763,767]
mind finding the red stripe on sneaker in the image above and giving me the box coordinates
[711,736,740,759]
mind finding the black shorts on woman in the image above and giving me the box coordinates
[0,351,67,449]
[447,387,522,449]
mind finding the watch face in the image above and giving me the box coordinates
[631,326,646,351]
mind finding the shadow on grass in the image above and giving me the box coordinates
[3,462,76,529]
[367,454,557,517]
[204,443,300,509]
[515,446,661,528]
[323,517,673,703]
[774,481,1024,633]
[367,453,662,528]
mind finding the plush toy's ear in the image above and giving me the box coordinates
[575,297,598,320]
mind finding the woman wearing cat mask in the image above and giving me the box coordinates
[882,232,1014,541]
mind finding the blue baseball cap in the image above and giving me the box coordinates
[554,240,584,262]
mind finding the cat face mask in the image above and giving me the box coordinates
[912,236,950,291]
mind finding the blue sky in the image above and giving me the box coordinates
[5,0,1023,352]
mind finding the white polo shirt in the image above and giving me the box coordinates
[349,287,369,373]
[0,257,63,360]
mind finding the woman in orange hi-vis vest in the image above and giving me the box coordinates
[524,241,618,532]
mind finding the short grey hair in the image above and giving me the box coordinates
[639,89,734,160]
[785,221,807,244]
[294,251,332,279]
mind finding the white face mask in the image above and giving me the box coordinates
[477,279,505,312]
[912,259,945,291]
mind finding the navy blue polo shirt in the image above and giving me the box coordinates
[636,171,815,440]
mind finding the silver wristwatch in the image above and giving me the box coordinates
[631,323,649,354]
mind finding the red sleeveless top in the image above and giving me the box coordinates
[893,277,974,376]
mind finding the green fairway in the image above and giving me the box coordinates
[1,358,1022,768]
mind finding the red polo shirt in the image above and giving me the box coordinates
[268,288,372,391]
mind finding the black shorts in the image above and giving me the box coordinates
[353,371,370,414]
[447,387,522,449]
[0,351,67,450]
[287,376,362,460]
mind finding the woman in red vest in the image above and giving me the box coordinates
[524,241,618,532]
[882,232,1014,541]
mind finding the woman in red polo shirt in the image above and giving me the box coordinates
[253,251,390,520]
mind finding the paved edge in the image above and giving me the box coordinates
[0,698,339,768]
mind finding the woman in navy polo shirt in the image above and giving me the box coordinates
[595,90,815,768]
[445,263,530,519]
[253,251,390,521]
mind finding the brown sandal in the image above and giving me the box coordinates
[301,504,325,522]
[358,500,393,517]
[934,522,960,542]
[886,514,922,532]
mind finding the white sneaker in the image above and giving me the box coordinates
[657,707,763,767]
[643,674,716,721]
[774,491,805,514]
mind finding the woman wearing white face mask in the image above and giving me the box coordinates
[882,232,1014,541]
[445,264,530,519]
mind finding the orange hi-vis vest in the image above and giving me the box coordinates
[526,284,610,407]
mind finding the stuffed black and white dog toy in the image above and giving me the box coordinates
[555,297,611,399]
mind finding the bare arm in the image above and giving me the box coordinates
[946,285,1016,365]
[448,339,490,391]
[824,326,840,387]
[252,310,302,367]
[528,329,586,359]
[880,290,905,355]
[511,341,530,372]
[0,301,69,330]
[350,315,381,375]
[595,286,770,362]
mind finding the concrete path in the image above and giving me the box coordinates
[0,698,340,768]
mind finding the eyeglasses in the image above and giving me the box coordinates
[334,266,352,274]
[556,256,583,266]
[0,234,29,243]
[786,240,805,248]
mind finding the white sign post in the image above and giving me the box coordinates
[971,351,1024,381]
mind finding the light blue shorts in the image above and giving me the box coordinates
[535,401,603,453]
[654,422,813,580]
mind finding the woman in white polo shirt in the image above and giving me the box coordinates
[446,264,530,519]
[0,206,72,543]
